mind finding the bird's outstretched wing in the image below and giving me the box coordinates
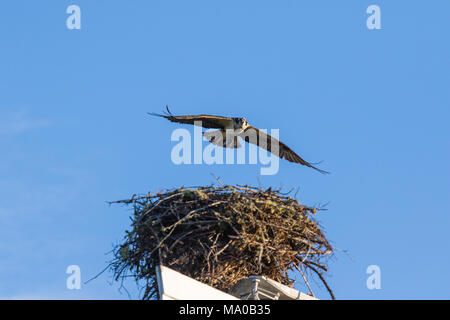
[149,105,233,129]
[240,125,329,174]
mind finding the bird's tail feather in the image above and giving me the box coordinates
[148,105,173,118]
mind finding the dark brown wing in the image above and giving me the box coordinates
[164,115,232,129]
[149,106,232,129]
[240,126,329,174]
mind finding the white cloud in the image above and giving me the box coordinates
[0,109,50,135]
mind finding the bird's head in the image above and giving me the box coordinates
[233,117,248,130]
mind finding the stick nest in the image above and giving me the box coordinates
[110,184,334,299]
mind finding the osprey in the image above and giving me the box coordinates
[149,106,328,174]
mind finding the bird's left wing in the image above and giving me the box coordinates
[240,125,329,174]
[149,107,233,129]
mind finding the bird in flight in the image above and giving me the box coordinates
[149,106,328,174]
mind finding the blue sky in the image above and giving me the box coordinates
[0,0,449,299]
